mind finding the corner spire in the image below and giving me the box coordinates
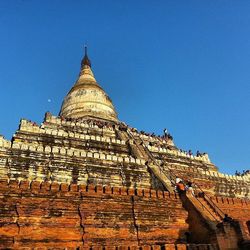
[81,45,91,68]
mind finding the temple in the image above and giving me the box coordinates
[0,49,249,249]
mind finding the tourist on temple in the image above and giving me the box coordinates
[176,177,182,184]
[163,128,168,137]
[235,170,240,176]
[223,214,233,223]
[176,181,186,194]
[167,133,173,140]
[186,181,195,196]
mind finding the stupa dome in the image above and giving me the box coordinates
[59,48,118,122]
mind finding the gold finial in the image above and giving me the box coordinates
[84,45,87,55]
[81,44,91,68]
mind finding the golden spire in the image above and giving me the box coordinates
[76,46,96,84]
[59,47,118,122]
[81,46,91,68]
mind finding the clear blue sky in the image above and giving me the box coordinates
[0,1,249,174]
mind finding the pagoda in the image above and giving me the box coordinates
[0,49,249,249]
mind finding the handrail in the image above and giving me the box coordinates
[126,130,173,176]
[186,192,221,223]
[125,128,225,222]
[204,196,225,219]
[195,185,225,219]
[126,129,175,190]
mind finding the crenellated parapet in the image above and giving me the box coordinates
[0,179,178,199]
[0,135,11,149]
[0,244,217,250]
[11,140,146,165]
[0,178,189,248]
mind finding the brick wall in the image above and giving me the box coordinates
[209,195,250,240]
[0,180,188,249]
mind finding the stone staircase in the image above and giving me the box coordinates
[185,192,221,230]
[125,128,174,192]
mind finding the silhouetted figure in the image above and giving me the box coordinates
[184,232,191,243]
[223,214,233,223]
[163,128,168,137]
